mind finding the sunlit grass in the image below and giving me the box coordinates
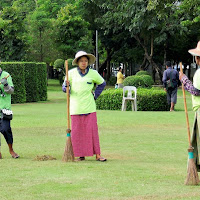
[0,79,199,200]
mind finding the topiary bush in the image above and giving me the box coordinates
[96,88,168,111]
[123,75,154,88]
[54,59,64,70]
[136,70,150,76]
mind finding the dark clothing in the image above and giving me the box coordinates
[0,119,13,144]
[163,67,179,105]
[166,87,177,104]
[162,67,179,88]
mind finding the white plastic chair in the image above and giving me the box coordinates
[121,86,137,111]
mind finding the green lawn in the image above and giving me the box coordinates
[0,80,199,200]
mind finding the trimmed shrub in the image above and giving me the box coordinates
[24,62,39,102]
[37,63,47,101]
[0,62,47,103]
[136,70,150,76]
[0,62,26,103]
[96,88,168,111]
[123,75,154,88]
[54,59,64,70]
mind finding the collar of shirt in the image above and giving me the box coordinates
[77,66,89,77]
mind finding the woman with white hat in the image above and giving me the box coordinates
[62,51,107,161]
[179,41,200,170]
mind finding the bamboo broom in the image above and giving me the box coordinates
[62,60,74,162]
[180,62,199,185]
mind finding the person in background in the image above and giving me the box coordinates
[117,67,125,88]
[162,61,179,111]
[179,41,200,170]
[62,51,107,162]
[0,68,19,159]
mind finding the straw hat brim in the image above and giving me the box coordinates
[72,54,96,66]
[188,49,200,57]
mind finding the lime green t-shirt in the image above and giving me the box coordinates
[192,68,200,111]
[69,68,104,115]
[0,71,13,110]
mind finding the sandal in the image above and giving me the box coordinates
[75,157,85,161]
[96,157,107,162]
[12,154,20,159]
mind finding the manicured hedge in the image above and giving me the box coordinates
[0,62,26,103]
[96,88,168,111]
[24,62,39,102]
[123,75,154,88]
[0,62,47,103]
[37,63,47,101]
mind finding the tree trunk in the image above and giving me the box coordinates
[99,48,112,80]
[134,34,162,84]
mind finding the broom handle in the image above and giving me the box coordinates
[180,62,192,147]
[65,60,70,130]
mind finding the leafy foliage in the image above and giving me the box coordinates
[54,59,64,70]
[135,71,150,76]
[123,75,154,88]
[55,4,93,58]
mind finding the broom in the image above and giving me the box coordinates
[62,60,74,162]
[0,74,10,159]
[180,62,199,185]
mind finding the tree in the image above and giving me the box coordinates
[82,0,185,81]
[0,6,26,61]
[55,4,93,59]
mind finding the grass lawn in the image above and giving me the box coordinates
[0,79,200,200]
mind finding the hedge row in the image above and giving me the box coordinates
[96,88,168,111]
[0,62,47,103]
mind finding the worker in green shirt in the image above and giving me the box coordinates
[62,51,106,162]
[0,68,19,159]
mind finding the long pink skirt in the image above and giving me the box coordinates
[71,112,101,157]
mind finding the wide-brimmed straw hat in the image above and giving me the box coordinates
[72,51,96,66]
[188,41,200,57]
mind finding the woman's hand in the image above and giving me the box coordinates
[65,80,70,87]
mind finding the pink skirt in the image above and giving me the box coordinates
[71,112,101,157]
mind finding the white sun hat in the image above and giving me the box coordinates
[72,51,96,66]
[188,41,200,57]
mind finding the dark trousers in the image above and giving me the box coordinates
[0,119,13,144]
[167,87,178,104]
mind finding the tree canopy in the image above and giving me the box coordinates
[0,0,199,80]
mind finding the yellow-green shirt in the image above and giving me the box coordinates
[117,72,124,84]
[192,68,200,111]
[69,68,104,115]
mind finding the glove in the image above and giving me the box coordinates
[0,78,8,86]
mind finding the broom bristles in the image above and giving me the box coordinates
[62,129,74,162]
[185,148,199,185]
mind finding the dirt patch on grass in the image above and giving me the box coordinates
[33,155,56,161]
